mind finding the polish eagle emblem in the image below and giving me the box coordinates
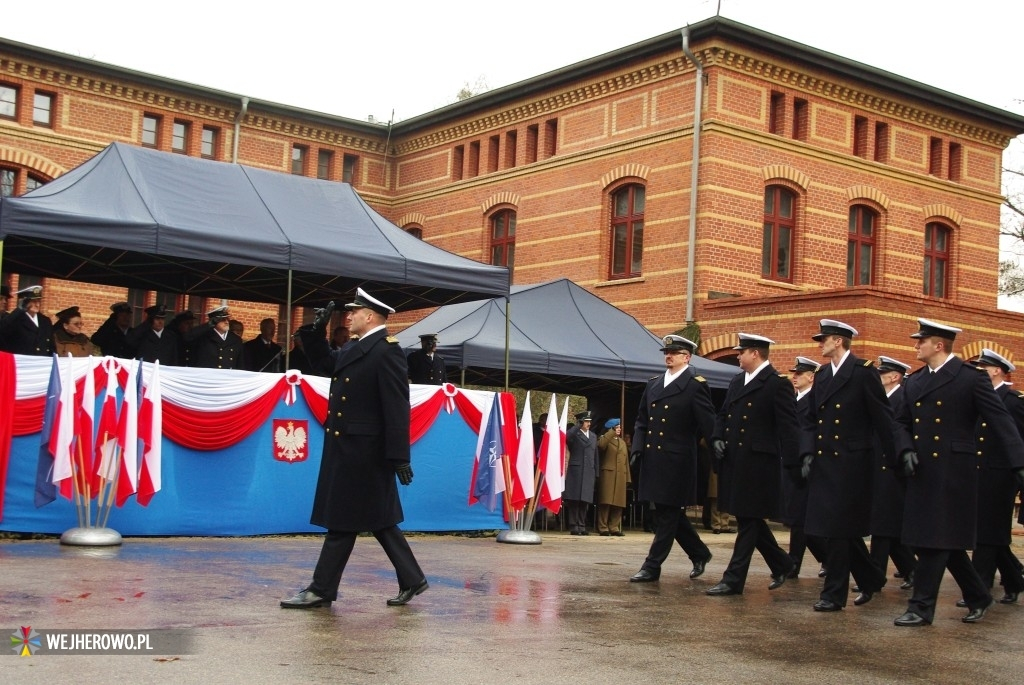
[273,420,309,462]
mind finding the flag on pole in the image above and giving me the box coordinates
[115,359,139,506]
[558,396,569,492]
[76,357,97,497]
[537,393,564,514]
[469,393,506,512]
[34,356,61,507]
[511,391,535,510]
[94,358,121,484]
[51,355,77,499]
[136,361,163,506]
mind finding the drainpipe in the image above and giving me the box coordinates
[681,28,703,325]
[232,96,250,163]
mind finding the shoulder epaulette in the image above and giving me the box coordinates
[1016,391,1024,399]
[648,374,659,381]
[814,365,826,374]
[862,359,874,367]
[386,336,400,344]
[973,364,987,372]
[694,375,706,383]
[778,373,788,379]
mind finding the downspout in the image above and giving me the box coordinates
[681,28,703,325]
[232,96,249,164]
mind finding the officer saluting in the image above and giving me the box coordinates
[0,286,54,356]
[185,305,243,369]
[892,319,1024,626]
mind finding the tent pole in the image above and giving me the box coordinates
[620,381,626,430]
[285,269,293,370]
[504,295,511,391]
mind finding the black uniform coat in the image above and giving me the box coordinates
[632,367,715,507]
[242,337,283,373]
[564,424,599,503]
[894,356,1024,550]
[0,309,54,356]
[973,383,1024,546]
[407,350,446,384]
[869,384,908,538]
[778,389,811,526]
[801,355,896,539]
[127,325,180,365]
[90,317,133,359]
[301,326,410,532]
[713,363,800,519]
[185,324,243,369]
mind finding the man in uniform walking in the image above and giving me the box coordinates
[629,335,715,583]
[281,288,427,609]
[892,320,1024,626]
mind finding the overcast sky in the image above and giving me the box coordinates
[6,0,1024,306]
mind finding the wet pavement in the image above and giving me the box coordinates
[2,527,1022,684]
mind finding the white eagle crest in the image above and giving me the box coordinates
[275,421,308,461]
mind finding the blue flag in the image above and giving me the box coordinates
[471,396,505,512]
[34,355,60,508]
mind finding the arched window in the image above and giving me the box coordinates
[405,225,423,240]
[924,222,951,298]
[490,209,515,274]
[610,184,644,278]
[762,186,796,281]
[847,205,877,286]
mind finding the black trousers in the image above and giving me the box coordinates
[564,499,589,532]
[308,526,425,601]
[641,504,710,575]
[907,547,990,623]
[788,526,827,573]
[821,536,884,606]
[973,545,1024,593]
[721,517,793,592]
[870,535,917,579]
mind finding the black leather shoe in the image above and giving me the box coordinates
[894,611,929,626]
[1000,591,1019,604]
[712,528,722,534]
[813,599,842,612]
[706,582,740,596]
[690,555,711,579]
[630,569,659,583]
[280,589,331,609]
[768,573,788,590]
[955,598,967,608]
[818,565,827,578]
[387,579,428,606]
[962,600,994,623]
[899,572,915,590]
[854,591,874,606]
[786,567,800,579]
[612,531,625,537]
[599,531,611,536]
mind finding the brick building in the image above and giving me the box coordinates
[3,17,1024,367]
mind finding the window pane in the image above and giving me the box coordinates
[778,226,791,278]
[860,210,873,237]
[201,127,216,157]
[859,243,872,285]
[142,116,158,146]
[492,214,505,239]
[506,244,515,272]
[26,176,42,193]
[846,241,856,287]
[32,93,52,125]
[762,223,773,276]
[172,122,187,152]
[935,226,947,252]
[507,213,516,237]
[923,258,932,296]
[291,146,305,175]
[633,186,645,214]
[612,224,627,275]
[778,190,793,218]
[764,190,774,215]
[491,244,505,265]
[631,222,644,274]
[848,208,857,234]
[1,169,15,197]
[0,85,15,118]
[925,223,933,249]
[934,259,946,297]
[614,189,629,217]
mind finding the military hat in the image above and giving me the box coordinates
[144,304,169,319]
[0,284,10,298]
[576,410,593,422]
[789,356,819,373]
[419,333,438,340]
[660,334,697,354]
[345,287,395,316]
[16,285,43,301]
[974,348,1015,373]
[55,305,81,322]
[172,310,196,323]
[733,332,774,350]
[877,355,911,375]
[812,319,858,341]
[605,418,621,429]
[110,301,132,314]
[909,317,961,341]
[207,305,230,322]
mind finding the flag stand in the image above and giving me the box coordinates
[60,526,122,547]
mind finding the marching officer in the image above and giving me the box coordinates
[407,333,446,384]
[185,305,243,369]
[707,333,800,596]
[800,319,894,612]
[0,286,54,356]
[892,320,1024,626]
[629,334,715,583]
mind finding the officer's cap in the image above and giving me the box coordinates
[660,334,697,354]
[812,319,858,341]
[345,287,395,316]
[909,318,961,341]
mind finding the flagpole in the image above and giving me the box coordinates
[76,440,91,528]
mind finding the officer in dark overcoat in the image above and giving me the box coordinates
[964,348,1024,605]
[865,356,917,596]
[800,319,894,612]
[242,318,283,373]
[0,286,53,356]
[564,410,599,535]
[629,334,715,583]
[90,301,134,358]
[127,304,179,365]
[707,333,799,596]
[184,306,242,369]
[892,320,1024,626]
[407,333,447,384]
[281,288,426,609]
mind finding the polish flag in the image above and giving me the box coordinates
[76,357,97,498]
[511,391,535,510]
[136,361,163,506]
[50,356,77,499]
[94,358,121,484]
[115,359,139,506]
[537,394,565,514]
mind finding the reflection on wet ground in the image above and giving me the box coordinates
[2,531,1022,683]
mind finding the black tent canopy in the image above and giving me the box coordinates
[0,143,509,309]
[396,279,736,395]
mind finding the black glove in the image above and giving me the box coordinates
[1014,467,1024,490]
[712,439,726,461]
[800,454,814,480]
[395,462,413,486]
[900,450,918,478]
[312,301,336,334]
[629,451,641,467]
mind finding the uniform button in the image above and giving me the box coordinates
[978,437,984,442]
[651,402,656,408]
[661,418,666,422]
[915,402,921,407]
[336,412,342,417]
[659,432,664,436]
[663,405,669,409]
[834,435,839,440]
[936,401,942,407]
[746,402,752,407]
[934,436,940,441]
[835,404,841,409]
[345,377,350,382]
[333,377,338,382]
[914,435,919,440]
[914,418,920,423]
[981,422,987,428]
[334,431,340,436]
[934,418,941,423]
[738,442,743,447]
[646,443,650,448]
[341,397,347,402]
[977,451,983,456]
[742,415,747,420]
[932,452,938,457]
[740,429,745,433]
[834,419,840,424]
[818,419,823,425]
[817,435,822,440]
[325,427,329,432]
[817,450,823,455]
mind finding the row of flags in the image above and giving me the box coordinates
[469,391,568,515]
[35,355,163,511]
